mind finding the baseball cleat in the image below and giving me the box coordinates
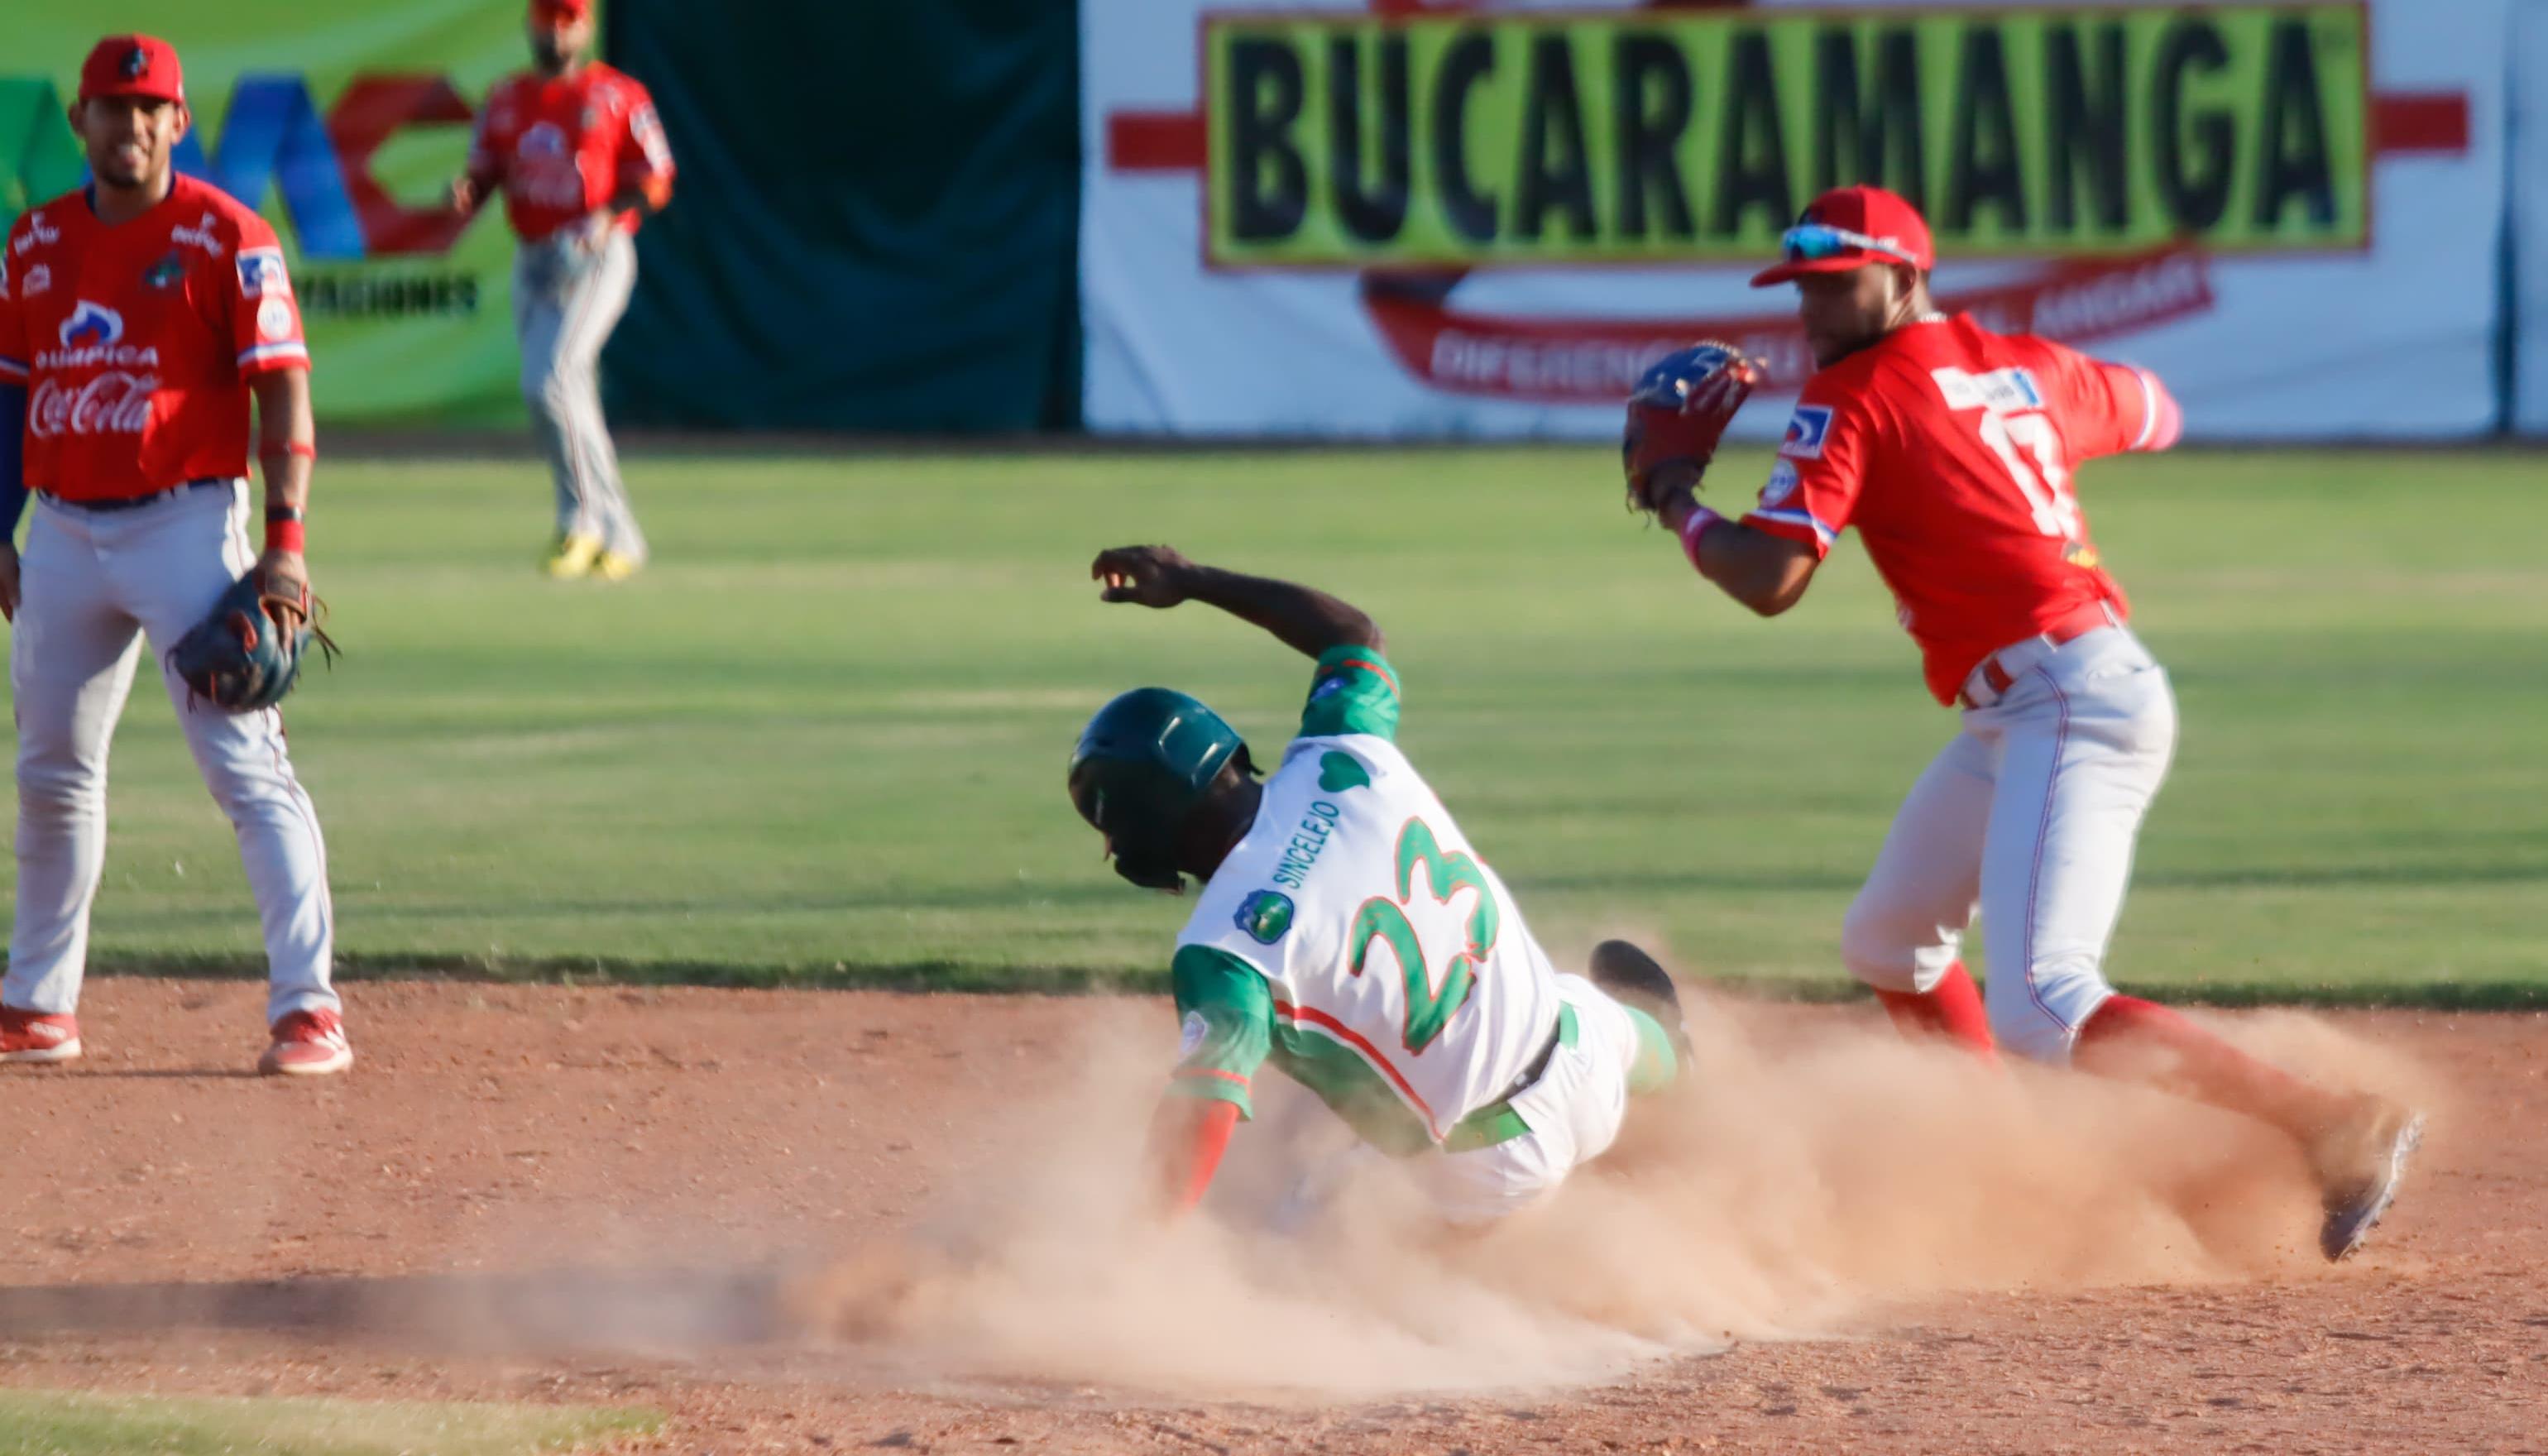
[544,533,604,579]
[0,1007,81,1065]
[259,1008,353,1077]
[2309,1096,2422,1262]
[1588,939,1694,1061]
[592,549,642,582]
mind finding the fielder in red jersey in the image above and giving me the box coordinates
[450,0,674,582]
[0,35,346,1076]
[2,172,307,501]
[1745,310,2178,705]
[1626,185,2416,1262]
[460,27,674,247]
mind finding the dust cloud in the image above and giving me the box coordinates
[795,981,2431,1399]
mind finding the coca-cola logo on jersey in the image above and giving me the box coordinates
[29,375,157,438]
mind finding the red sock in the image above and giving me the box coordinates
[1872,960,2000,1065]
[2073,994,2340,1141]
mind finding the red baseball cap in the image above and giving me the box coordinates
[79,35,184,106]
[530,0,595,20]
[1750,185,1934,288]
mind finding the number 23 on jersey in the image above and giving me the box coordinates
[1348,817,1499,1054]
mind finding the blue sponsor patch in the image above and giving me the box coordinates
[1779,404,1833,459]
[236,247,289,299]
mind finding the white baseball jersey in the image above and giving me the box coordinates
[1168,647,1564,1157]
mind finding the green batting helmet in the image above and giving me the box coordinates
[1069,687,1252,892]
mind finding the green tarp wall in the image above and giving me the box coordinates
[603,0,1080,430]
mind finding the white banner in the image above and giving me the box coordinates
[1083,0,2507,440]
[2514,0,2548,435]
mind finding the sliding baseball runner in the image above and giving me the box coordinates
[1069,546,1692,1226]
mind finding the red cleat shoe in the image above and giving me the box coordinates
[259,1008,352,1077]
[0,1006,82,1064]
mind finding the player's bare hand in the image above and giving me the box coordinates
[448,176,479,216]
[256,548,312,631]
[0,544,18,624]
[1092,545,1195,609]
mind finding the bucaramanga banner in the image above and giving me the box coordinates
[1,2,532,425]
[1084,0,2505,439]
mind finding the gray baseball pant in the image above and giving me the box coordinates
[514,229,646,562]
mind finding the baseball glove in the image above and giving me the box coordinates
[166,568,338,714]
[1622,342,1764,513]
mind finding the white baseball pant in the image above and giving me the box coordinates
[1412,973,1641,1225]
[515,229,644,561]
[7,481,338,1023]
[1839,625,2177,1063]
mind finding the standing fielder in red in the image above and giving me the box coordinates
[0,36,346,1074]
[1621,186,2418,1261]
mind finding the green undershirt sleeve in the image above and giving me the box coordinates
[1298,645,1402,742]
[1166,944,1275,1118]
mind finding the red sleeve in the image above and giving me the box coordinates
[225,213,309,379]
[617,84,676,194]
[2042,344,2181,459]
[465,82,507,190]
[1738,383,1878,559]
[0,223,28,385]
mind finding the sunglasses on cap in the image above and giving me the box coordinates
[1779,223,1921,267]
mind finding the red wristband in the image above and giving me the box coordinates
[265,518,305,553]
[1679,505,1725,571]
[259,440,317,461]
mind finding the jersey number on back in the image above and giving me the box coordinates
[1348,817,1501,1054]
[1976,412,2083,539]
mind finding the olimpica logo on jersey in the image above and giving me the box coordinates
[60,301,122,349]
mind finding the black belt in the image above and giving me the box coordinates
[1440,1004,1579,1154]
[1497,1015,1566,1104]
[39,477,231,513]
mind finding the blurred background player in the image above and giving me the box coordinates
[450,0,675,582]
[1068,544,1689,1228]
[0,36,347,1075]
[1621,185,2420,1262]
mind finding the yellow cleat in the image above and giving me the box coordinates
[592,549,642,582]
[544,534,603,579]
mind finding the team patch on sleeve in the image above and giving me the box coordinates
[1760,458,1801,506]
[631,103,674,170]
[237,247,290,299]
[1779,404,1833,459]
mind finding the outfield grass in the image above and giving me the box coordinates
[7,445,2543,1002]
[0,1389,655,1455]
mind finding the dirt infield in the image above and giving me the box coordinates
[0,979,2540,1454]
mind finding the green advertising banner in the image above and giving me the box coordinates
[1,1,533,424]
[1206,2,2368,267]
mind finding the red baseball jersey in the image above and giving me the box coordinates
[1739,314,2182,704]
[0,175,309,503]
[466,63,675,244]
